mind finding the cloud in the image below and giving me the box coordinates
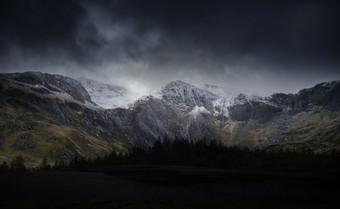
[0,0,339,96]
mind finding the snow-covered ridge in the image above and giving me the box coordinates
[78,77,136,109]
[157,80,275,118]
[161,80,218,106]
[203,83,275,116]
[4,72,275,114]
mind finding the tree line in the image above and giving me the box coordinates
[1,139,339,172]
[68,139,340,172]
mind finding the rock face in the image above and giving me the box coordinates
[0,71,339,165]
[228,101,282,123]
[269,81,340,111]
[2,72,94,104]
[115,80,340,152]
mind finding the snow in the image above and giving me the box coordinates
[3,72,283,119]
[156,81,272,118]
[131,81,273,119]
[203,83,279,117]
[160,81,274,119]
[78,78,278,115]
[78,77,136,109]
[202,84,246,117]
[136,89,163,101]
[189,106,211,118]
[149,90,163,100]
[212,98,230,117]
[161,80,218,107]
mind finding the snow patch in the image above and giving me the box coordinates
[189,106,210,118]
[78,77,136,109]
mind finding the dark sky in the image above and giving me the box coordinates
[1,0,340,95]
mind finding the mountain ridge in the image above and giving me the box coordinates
[0,71,339,165]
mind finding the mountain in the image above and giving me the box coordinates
[0,72,128,166]
[0,72,339,165]
[2,72,95,105]
[78,77,134,109]
[125,80,282,145]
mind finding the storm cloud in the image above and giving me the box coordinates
[0,0,339,95]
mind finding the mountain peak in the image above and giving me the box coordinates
[160,80,218,110]
[164,80,195,89]
[162,80,213,95]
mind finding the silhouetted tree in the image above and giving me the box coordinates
[10,155,25,171]
[65,138,340,172]
[55,157,67,168]
[40,156,51,170]
[0,162,9,172]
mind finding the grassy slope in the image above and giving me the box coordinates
[0,78,127,166]
[0,105,124,166]
[221,107,340,153]
[276,108,340,153]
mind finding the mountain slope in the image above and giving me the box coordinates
[123,80,340,152]
[0,72,339,165]
[0,73,128,166]
[3,72,95,105]
[78,77,135,109]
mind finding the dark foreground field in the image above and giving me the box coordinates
[0,165,339,209]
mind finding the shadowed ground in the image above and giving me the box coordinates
[0,165,339,209]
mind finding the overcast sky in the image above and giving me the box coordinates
[0,0,339,96]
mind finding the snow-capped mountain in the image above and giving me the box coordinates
[78,77,135,109]
[159,80,218,113]
[160,80,219,106]
[119,80,284,144]
[1,71,340,163]
[156,80,275,119]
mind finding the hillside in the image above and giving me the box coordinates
[0,72,339,165]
